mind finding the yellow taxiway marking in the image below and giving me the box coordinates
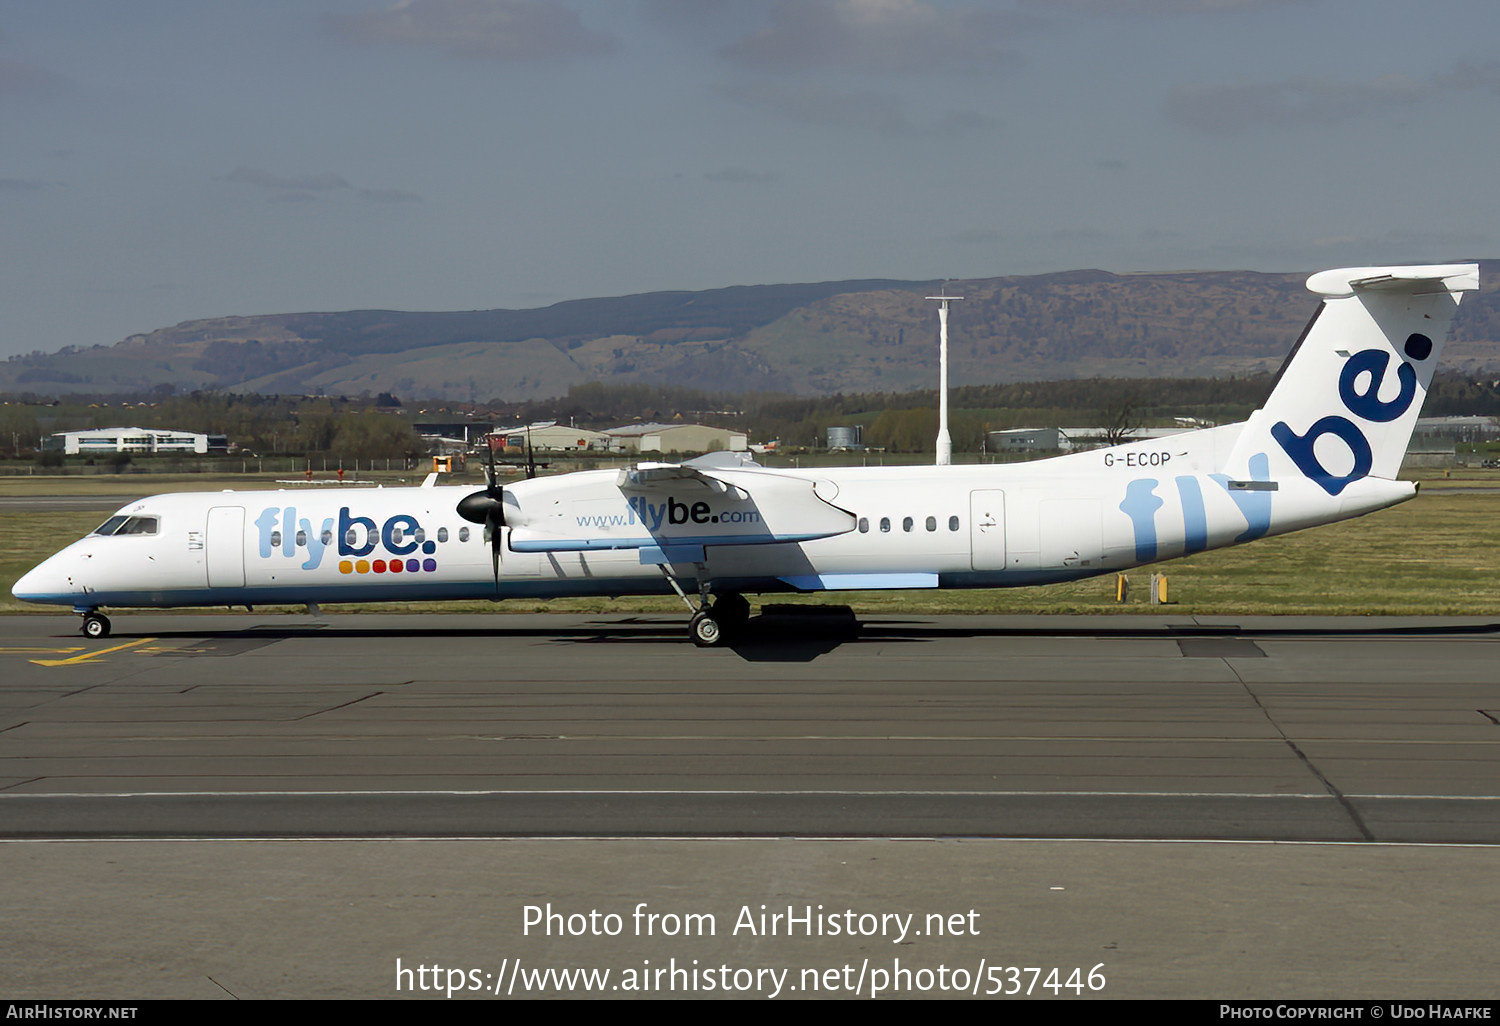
[134,641,197,655]
[30,638,159,667]
[0,647,86,655]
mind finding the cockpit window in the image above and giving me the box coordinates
[94,515,159,536]
[118,516,159,535]
[93,516,129,536]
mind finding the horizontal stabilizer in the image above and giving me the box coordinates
[1306,264,1479,297]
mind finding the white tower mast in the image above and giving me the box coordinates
[926,291,963,465]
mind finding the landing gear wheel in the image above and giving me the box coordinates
[711,592,750,628]
[81,613,111,639]
[689,610,724,648]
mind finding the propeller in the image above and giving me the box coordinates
[457,432,507,583]
[456,424,546,584]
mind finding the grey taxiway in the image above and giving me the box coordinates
[1,611,1496,999]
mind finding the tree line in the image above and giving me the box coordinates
[4,369,1499,461]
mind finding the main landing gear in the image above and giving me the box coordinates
[658,565,749,647]
[688,593,750,648]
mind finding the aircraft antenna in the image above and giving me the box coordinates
[926,290,964,466]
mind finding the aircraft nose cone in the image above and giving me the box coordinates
[11,557,74,604]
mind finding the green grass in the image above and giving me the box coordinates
[4,476,1500,617]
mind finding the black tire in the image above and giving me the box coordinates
[81,614,111,639]
[711,592,750,627]
[689,611,723,647]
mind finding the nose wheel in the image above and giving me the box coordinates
[81,612,112,639]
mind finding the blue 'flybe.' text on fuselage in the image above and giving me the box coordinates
[1118,455,1274,563]
[254,506,434,570]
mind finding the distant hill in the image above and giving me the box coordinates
[8,264,1500,400]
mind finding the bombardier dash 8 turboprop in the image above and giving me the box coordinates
[12,264,1479,645]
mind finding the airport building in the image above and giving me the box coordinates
[604,422,748,454]
[498,423,611,452]
[988,427,1062,453]
[45,427,228,456]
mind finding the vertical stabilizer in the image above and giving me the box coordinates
[1223,264,1478,493]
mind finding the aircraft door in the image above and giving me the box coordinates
[969,490,1006,571]
[206,506,246,587]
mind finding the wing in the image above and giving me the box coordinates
[506,462,856,563]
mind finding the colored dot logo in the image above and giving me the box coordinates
[339,557,438,574]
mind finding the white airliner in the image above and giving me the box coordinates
[12,264,1479,645]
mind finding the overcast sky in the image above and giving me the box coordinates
[2,0,1497,358]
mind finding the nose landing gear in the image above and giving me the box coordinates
[79,610,112,639]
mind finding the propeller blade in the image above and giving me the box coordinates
[486,430,500,489]
[489,507,503,582]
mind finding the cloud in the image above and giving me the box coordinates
[950,228,1005,245]
[220,167,423,206]
[359,187,424,203]
[1434,60,1500,94]
[722,0,1033,75]
[1048,227,1110,243]
[327,0,616,62]
[1165,56,1500,134]
[1165,75,1429,132]
[719,80,993,137]
[1310,228,1491,251]
[0,58,68,98]
[221,167,352,192]
[1022,0,1311,13]
[637,0,740,29]
[703,166,779,184]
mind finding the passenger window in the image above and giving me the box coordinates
[270,530,282,548]
[295,530,307,547]
[414,527,426,544]
[858,517,869,533]
[949,516,960,532]
[902,517,913,532]
[437,527,449,543]
[391,526,404,545]
[879,517,891,533]
[345,529,359,547]
[459,526,470,542]
[321,528,333,545]
[926,516,936,532]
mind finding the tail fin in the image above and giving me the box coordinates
[1224,263,1479,494]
